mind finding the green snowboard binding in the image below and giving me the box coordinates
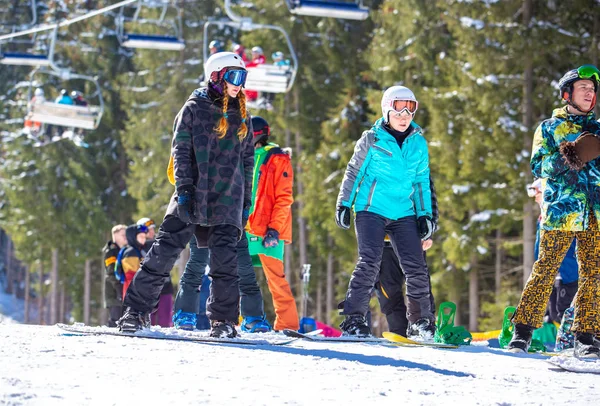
[498,306,546,353]
[434,301,472,346]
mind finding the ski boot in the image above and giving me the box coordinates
[340,315,371,337]
[241,315,272,333]
[173,310,197,331]
[574,333,600,359]
[118,307,148,333]
[407,317,436,342]
[210,320,238,338]
[434,301,472,346]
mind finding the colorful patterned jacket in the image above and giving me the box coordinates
[531,107,600,231]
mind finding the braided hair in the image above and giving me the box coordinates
[214,82,249,141]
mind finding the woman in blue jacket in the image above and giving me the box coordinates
[335,85,435,340]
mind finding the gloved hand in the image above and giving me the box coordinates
[417,216,434,241]
[559,131,600,170]
[177,185,196,224]
[263,228,279,248]
[335,206,351,230]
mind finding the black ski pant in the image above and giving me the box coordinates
[124,214,240,322]
[343,212,434,323]
[547,279,578,324]
[173,233,264,319]
[374,242,435,336]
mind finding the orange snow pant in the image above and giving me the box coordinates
[259,254,299,331]
[513,215,600,334]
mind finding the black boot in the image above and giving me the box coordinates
[117,307,148,333]
[407,318,436,342]
[210,320,238,338]
[574,333,600,359]
[507,323,534,353]
[340,315,371,337]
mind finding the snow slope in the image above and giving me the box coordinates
[1,324,598,406]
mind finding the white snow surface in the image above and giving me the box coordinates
[1,324,599,405]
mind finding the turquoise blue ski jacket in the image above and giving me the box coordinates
[336,118,432,220]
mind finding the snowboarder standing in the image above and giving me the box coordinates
[118,52,254,338]
[335,86,435,340]
[243,116,299,332]
[509,65,600,358]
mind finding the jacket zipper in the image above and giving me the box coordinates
[373,144,393,156]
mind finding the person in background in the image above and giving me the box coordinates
[209,40,223,55]
[103,224,127,327]
[120,224,148,300]
[55,89,73,105]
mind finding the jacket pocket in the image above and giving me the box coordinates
[365,179,378,211]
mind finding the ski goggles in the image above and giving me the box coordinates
[142,219,155,229]
[577,64,600,82]
[223,69,248,87]
[391,99,418,116]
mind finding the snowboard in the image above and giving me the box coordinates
[282,329,387,343]
[382,331,459,349]
[57,323,299,346]
[547,355,600,373]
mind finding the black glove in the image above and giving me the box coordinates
[417,216,434,241]
[335,206,351,230]
[177,185,196,224]
[263,228,280,248]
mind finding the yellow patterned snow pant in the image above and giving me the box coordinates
[513,215,600,334]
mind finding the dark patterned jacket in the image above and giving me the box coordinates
[166,87,254,236]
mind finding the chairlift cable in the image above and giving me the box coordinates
[0,0,139,42]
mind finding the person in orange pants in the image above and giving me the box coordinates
[246,116,299,331]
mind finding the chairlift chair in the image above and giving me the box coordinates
[286,0,369,21]
[203,0,299,95]
[0,24,56,67]
[26,67,104,130]
[116,0,185,51]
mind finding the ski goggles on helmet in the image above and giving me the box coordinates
[391,99,418,116]
[223,69,248,87]
[577,64,600,83]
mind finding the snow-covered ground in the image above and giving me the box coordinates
[1,323,598,406]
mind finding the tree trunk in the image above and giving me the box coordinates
[99,250,107,325]
[521,0,535,288]
[5,238,12,295]
[326,236,334,324]
[495,228,503,302]
[294,87,307,298]
[316,273,322,321]
[284,92,293,284]
[469,251,479,331]
[59,283,65,324]
[38,262,43,325]
[24,265,30,324]
[84,259,91,325]
[50,249,58,324]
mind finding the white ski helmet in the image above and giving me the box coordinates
[381,85,418,122]
[204,51,246,83]
[251,46,264,55]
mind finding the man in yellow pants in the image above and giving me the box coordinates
[245,116,299,331]
[509,65,600,358]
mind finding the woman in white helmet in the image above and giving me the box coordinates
[119,52,255,339]
[335,85,436,340]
